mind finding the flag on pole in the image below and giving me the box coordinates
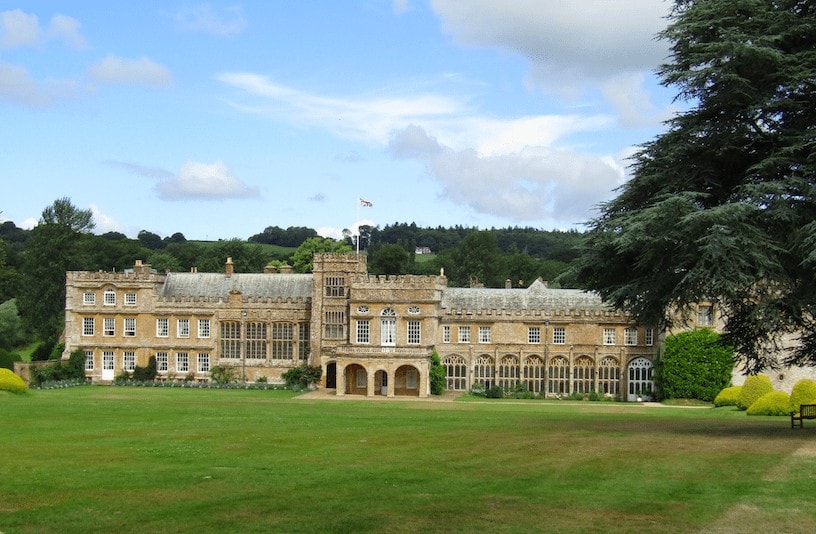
[359,198,373,207]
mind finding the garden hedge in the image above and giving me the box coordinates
[655,329,733,401]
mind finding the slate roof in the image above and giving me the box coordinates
[160,273,313,299]
[441,278,609,312]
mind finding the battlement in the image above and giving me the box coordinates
[351,274,447,287]
[156,295,310,305]
[442,307,628,319]
[67,270,165,283]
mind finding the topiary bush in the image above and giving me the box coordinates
[746,391,792,416]
[655,329,734,401]
[0,367,26,394]
[736,375,774,410]
[713,385,742,407]
[790,379,816,415]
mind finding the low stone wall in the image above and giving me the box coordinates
[13,361,55,384]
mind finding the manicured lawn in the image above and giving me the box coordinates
[2,387,815,533]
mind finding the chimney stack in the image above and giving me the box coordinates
[225,257,234,277]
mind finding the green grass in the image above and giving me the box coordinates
[2,387,816,533]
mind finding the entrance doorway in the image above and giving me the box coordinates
[326,362,337,389]
[627,357,654,401]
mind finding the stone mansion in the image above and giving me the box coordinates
[62,253,700,401]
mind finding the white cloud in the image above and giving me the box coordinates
[389,125,621,226]
[218,72,633,226]
[0,9,39,48]
[0,61,81,106]
[107,159,260,201]
[87,55,173,87]
[0,9,86,49]
[156,161,259,201]
[174,4,247,36]
[218,72,466,145]
[430,0,675,128]
[431,0,670,88]
[47,14,87,49]
[217,72,611,156]
[90,204,121,234]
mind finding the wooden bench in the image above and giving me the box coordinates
[791,404,816,428]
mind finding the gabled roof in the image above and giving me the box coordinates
[160,273,313,299]
[441,278,609,312]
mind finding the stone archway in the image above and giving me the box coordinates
[345,364,368,395]
[394,365,420,396]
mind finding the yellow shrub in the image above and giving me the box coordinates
[746,391,791,416]
[790,379,816,414]
[713,385,742,407]
[736,375,773,410]
[0,368,26,394]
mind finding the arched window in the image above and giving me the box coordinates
[573,356,594,393]
[598,357,620,396]
[524,356,544,394]
[443,355,467,391]
[474,355,495,389]
[627,357,654,401]
[548,356,569,394]
[498,355,520,390]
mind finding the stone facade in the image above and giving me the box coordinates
[64,254,670,400]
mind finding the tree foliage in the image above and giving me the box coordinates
[656,329,734,401]
[572,0,816,372]
[292,237,353,272]
[18,199,95,340]
[0,299,22,350]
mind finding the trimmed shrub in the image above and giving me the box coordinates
[655,329,734,401]
[713,385,742,407]
[736,375,774,410]
[0,367,26,394]
[790,379,816,415]
[746,391,792,416]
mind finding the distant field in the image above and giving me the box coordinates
[2,388,815,533]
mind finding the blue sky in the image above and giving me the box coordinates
[1,1,678,241]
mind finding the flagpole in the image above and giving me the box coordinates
[356,198,360,254]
